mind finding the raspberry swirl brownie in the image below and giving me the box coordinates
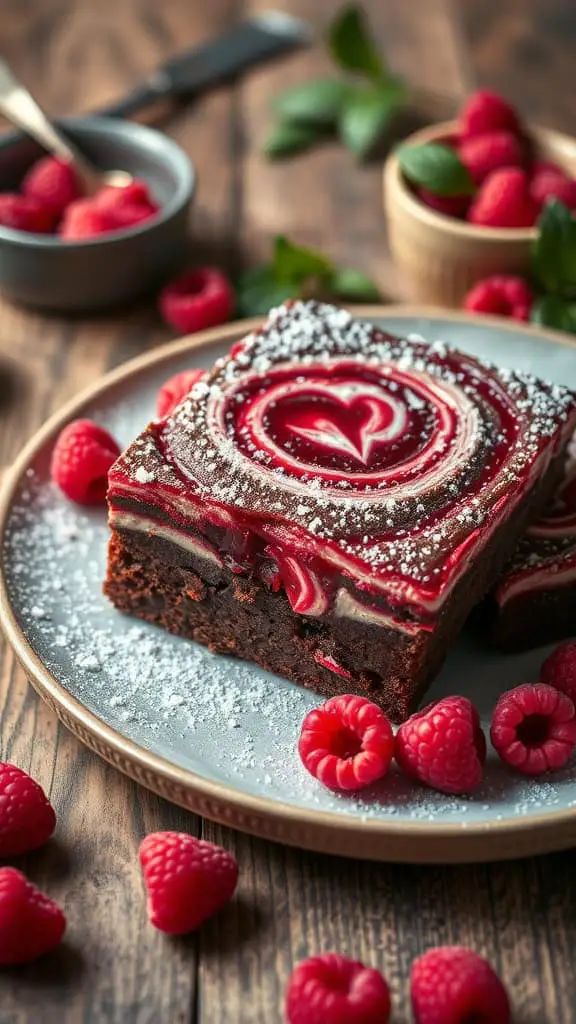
[105,301,576,720]
[487,439,576,651]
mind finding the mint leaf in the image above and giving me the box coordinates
[263,121,325,159]
[274,79,352,125]
[398,143,476,197]
[328,5,385,83]
[532,199,576,297]
[530,294,576,333]
[330,267,380,300]
[339,84,404,157]
[236,266,296,317]
[273,235,334,285]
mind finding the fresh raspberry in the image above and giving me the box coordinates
[158,267,235,335]
[463,274,533,321]
[0,193,56,233]
[415,188,470,219]
[460,89,520,137]
[458,130,523,185]
[395,696,486,794]
[286,953,391,1024]
[50,418,120,504]
[410,946,511,1024]
[93,179,160,229]
[0,763,56,857]
[139,831,238,934]
[0,868,66,965]
[298,694,394,791]
[530,169,576,210]
[532,158,566,177]
[156,369,205,419]
[21,155,81,217]
[468,167,539,228]
[491,683,576,775]
[59,198,117,240]
[540,642,576,701]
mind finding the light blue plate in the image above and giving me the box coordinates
[2,308,576,863]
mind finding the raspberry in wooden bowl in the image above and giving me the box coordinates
[383,102,576,307]
[0,117,194,311]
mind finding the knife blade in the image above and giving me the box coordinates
[96,11,312,119]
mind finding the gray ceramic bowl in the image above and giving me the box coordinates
[0,117,195,311]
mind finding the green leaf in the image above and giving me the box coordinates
[530,294,576,334]
[262,121,325,159]
[398,142,476,197]
[274,78,352,126]
[532,199,576,297]
[235,265,297,317]
[273,235,334,285]
[330,267,380,300]
[328,5,385,83]
[339,84,404,158]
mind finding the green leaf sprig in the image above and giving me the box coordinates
[236,235,380,317]
[263,5,407,161]
[530,199,576,333]
[397,143,476,197]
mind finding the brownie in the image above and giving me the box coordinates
[484,437,576,651]
[104,301,576,721]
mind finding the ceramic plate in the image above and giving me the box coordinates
[2,307,576,864]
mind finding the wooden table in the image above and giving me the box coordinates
[1,2,575,1021]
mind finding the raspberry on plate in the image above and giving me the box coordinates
[460,89,520,137]
[158,267,235,334]
[298,694,394,791]
[468,168,539,228]
[139,831,238,934]
[411,946,511,1024]
[490,682,576,775]
[21,155,81,217]
[50,418,121,504]
[0,193,56,234]
[395,696,486,794]
[0,763,56,857]
[540,641,576,701]
[0,868,66,965]
[463,274,533,321]
[459,130,523,185]
[415,188,470,219]
[156,368,205,419]
[286,953,391,1024]
[530,169,576,210]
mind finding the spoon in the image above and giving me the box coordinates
[0,59,131,194]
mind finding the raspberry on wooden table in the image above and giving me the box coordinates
[156,369,206,419]
[540,641,576,701]
[459,89,520,137]
[463,275,533,321]
[50,419,121,504]
[298,694,394,791]
[468,168,539,228]
[0,868,66,965]
[158,267,235,334]
[490,682,576,775]
[285,953,391,1024]
[415,188,470,219]
[395,696,486,794]
[530,169,576,210]
[22,155,81,217]
[410,946,511,1024]
[139,831,238,934]
[458,130,524,185]
[0,763,56,857]
[0,193,56,233]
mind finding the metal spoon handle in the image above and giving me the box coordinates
[0,60,103,191]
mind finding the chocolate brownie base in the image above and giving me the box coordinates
[481,587,576,652]
[105,457,565,721]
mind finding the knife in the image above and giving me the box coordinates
[96,11,312,120]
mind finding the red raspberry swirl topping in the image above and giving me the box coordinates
[108,302,576,631]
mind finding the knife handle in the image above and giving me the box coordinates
[96,13,311,120]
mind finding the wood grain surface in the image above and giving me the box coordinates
[0,1,575,1021]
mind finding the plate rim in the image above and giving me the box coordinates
[2,304,576,864]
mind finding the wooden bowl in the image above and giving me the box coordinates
[383,119,576,307]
